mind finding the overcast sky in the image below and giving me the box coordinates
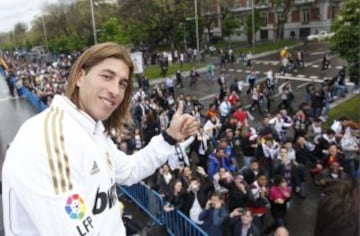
[0,0,60,33]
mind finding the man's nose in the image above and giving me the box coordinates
[108,81,120,95]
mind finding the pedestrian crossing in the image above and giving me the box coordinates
[251,59,343,69]
[226,67,335,81]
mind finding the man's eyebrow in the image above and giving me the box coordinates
[100,69,116,75]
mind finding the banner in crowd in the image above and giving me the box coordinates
[0,55,9,71]
[130,52,143,74]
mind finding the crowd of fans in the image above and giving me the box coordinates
[1,46,359,236]
[111,48,358,236]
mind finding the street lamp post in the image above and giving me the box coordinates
[194,0,200,62]
[183,23,187,51]
[41,16,49,52]
[90,0,97,44]
[251,0,255,53]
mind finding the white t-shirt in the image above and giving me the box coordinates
[189,193,204,225]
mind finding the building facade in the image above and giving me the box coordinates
[211,0,342,41]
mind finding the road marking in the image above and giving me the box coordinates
[310,51,327,55]
[199,94,215,101]
[275,75,353,86]
[228,68,235,72]
[297,82,308,88]
[253,60,280,65]
[297,74,306,78]
[312,65,320,68]
[0,96,19,102]
[236,69,243,72]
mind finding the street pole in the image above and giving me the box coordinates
[183,23,187,51]
[90,0,97,44]
[194,0,200,62]
[41,16,49,52]
[251,0,255,54]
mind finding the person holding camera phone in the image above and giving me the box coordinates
[198,192,228,236]
[228,208,261,236]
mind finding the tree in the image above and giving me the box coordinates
[118,0,193,50]
[99,18,129,45]
[200,0,218,43]
[13,23,28,46]
[270,0,295,41]
[222,15,240,46]
[245,9,262,46]
[218,0,237,39]
[330,0,360,84]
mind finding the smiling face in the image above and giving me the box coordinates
[76,58,129,121]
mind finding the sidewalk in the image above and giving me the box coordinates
[329,92,359,109]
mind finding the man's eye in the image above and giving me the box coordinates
[119,81,128,89]
[101,74,111,80]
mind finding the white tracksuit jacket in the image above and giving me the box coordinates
[2,95,175,236]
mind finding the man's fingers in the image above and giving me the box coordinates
[181,116,199,135]
[174,100,184,117]
[180,117,193,133]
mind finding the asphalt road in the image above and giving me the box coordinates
[0,42,350,236]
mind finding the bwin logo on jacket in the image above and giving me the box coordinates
[92,184,117,215]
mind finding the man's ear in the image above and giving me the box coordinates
[76,69,85,87]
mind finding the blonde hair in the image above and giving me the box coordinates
[65,42,134,134]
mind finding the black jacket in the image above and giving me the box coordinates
[182,179,214,217]
[228,216,261,236]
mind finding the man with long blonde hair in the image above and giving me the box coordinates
[2,42,199,236]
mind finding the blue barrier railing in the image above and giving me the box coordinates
[119,183,164,225]
[19,86,47,112]
[0,67,7,79]
[118,183,208,236]
[0,66,47,112]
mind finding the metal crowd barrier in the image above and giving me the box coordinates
[18,87,47,112]
[118,183,208,236]
[0,67,47,112]
[0,67,6,79]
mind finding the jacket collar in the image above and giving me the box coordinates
[51,95,105,136]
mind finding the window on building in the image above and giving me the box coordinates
[239,15,245,25]
[302,8,310,24]
[329,6,336,19]
[261,12,268,26]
